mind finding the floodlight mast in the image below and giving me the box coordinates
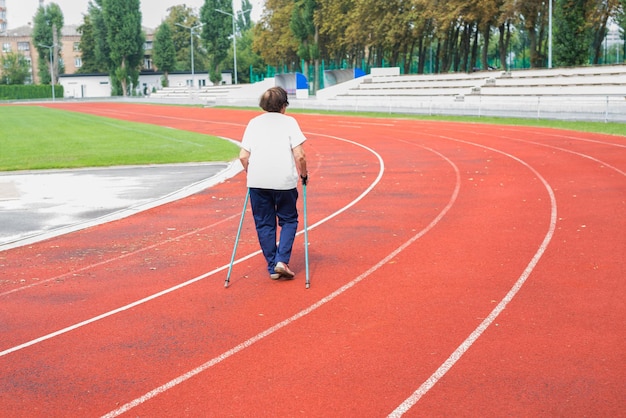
[548,0,553,68]
[215,6,251,84]
[175,22,204,89]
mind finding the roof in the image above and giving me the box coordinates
[3,25,32,37]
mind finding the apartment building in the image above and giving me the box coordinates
[0,0,6,35]
[1,24,81,84]
[1,24,154,85]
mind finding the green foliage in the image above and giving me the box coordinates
[32,3,64,84]
[253,0,299,68]
[223,28,264,83]
[153,22,177,83]
[77,14,105,73]
[0,106,240,171]
[554,0,591,66]
[256,0,622,74]
[619,1,626,61]
[164,5,209,73]
[237,0,254,32]
[101,0,145,96]
[0,53,30,84]
[0,84,63,100]
[200,0,233,83]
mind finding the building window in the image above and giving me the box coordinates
[17,42,30,51]
[2,42,10,52]
[75,57,82,68]
[73,42,80,51]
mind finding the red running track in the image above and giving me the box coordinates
[1,103,624,417]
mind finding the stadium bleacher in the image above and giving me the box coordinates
[152,64,626,122]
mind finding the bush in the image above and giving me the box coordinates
[0,84,64,100]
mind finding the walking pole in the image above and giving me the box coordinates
[225,188,250,288]
[303,182,310,289]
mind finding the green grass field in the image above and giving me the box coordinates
[0,106,240,171]
[2,105,625,172]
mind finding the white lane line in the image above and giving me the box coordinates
[0,133,382,358]
[1,209,240,297]
[388,135,558,417]
[505,137,626,177]
[101,145,461,418]
[436,124,626,177]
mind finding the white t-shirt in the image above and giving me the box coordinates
[241,112,307,190]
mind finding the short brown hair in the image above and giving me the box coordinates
[259,87,289,112]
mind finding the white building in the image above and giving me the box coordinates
[59,72,212,99]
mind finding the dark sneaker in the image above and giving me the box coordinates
[270,273,281,280]
[275,262,295,279]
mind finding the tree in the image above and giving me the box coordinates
[200,0,233,83]
[290,0,320,92]
[511,0,546,67]
[153,22,176,87]
[77,13,104,73]
[238,0,254,32]
[101,0,144,96]
[253,0,299,70]
[164,5,209,73]
[32,2,64,84]
[618,0,626,60]
[224,27,264,83]
[587,0,621,64]
[0,52,30,84]
[554,0,590,66]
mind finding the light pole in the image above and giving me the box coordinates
[175,22,204,89]
[548,0,553,68]
[215,7,251,84]
[38,43,56,101]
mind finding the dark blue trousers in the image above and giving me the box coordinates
[249,188,299,275]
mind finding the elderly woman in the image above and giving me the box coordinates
[239,86,308,280]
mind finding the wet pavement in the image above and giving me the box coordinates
[0,162,241,251]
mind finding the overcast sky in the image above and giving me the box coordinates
[6,0,264,29]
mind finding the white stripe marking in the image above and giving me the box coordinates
[102,145,461,417]
[0,134,380,358]
[388,136,558,416]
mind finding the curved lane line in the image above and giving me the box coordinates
[0,211,241,297]
[0,133,382,358]
[101,144,461,418]
[388,135,558,417]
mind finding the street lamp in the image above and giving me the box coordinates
[215,6,251,84]
[38,43,57,101]
[548,0,553,68]
[175,22,204,89]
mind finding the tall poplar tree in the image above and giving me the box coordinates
[77,13,105,73]
[101,0,144,96]
[153,22,176,87]
[32,3,64,84]
[200,0,233,83]
[554,0,590,66]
